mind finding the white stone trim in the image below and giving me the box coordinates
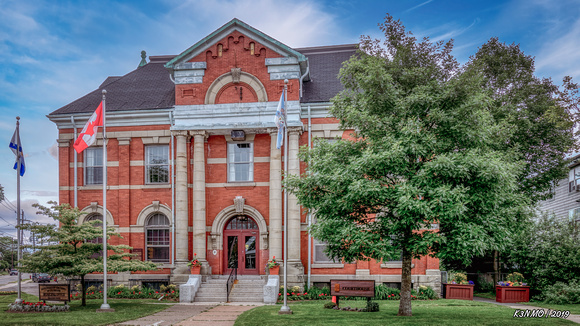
[135,201,173,227]
[311,263,344,269]
[60,184,172,191]
[79,203,115,227]
[210,204,268,250]
[204,182,269,188]
[205,71,268,104]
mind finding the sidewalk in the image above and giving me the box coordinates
[473,297,580,324]
[115,302,263,326]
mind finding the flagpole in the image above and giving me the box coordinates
[279,79,292,314]
[15,117,22,305]
[99,90,113,311]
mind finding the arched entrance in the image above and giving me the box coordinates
[223,216,259,275]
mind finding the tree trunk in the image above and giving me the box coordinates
[398,247,413,316]
[81,274,86,307]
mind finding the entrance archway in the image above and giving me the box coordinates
[223,216,259,275]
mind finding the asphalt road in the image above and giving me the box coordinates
[0,273,42,297]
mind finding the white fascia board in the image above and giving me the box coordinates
[172,101,302,130]
[301,102,332,118]
[48,109,174,129]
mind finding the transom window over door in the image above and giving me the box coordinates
[146,213,170,263]
[85,147,103,185]
[145,145,169,184]
[228,142,253,182]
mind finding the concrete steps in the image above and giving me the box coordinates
[193,275,265,303]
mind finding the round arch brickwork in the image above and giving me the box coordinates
[210,204,268,250]
[205,71,268,104]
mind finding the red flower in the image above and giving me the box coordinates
[304,292,307,295]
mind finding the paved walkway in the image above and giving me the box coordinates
[474,297,580,324]
[115,303,262,326]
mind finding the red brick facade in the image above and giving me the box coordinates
[51,19,440,291]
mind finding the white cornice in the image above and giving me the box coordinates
[48,109,173,129]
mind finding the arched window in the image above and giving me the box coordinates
[146,213,170,263]
[85,214,103,244]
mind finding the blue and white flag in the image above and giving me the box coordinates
[9,128,25,176]
[274,90,285,149]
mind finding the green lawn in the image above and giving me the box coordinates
[235,300,577,326]
[521,302,580,315]
[474,292,496,300]
[0,293,172,325]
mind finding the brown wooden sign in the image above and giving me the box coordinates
[330,279,375,297]
[39,284,70,302]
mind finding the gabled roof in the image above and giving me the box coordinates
[165,18,307,70]
[48,43,357,116]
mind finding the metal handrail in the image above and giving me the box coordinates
[226,268,237,302]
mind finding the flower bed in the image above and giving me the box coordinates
[8,301,69,313]
[0,291,17,295]
[278,284,437,301]
[69,284,180,301]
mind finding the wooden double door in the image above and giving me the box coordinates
[223,217,259,275]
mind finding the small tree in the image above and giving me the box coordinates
[286,15,531,316]
[19,201,158,306]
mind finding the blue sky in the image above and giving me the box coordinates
[1,0,579,237]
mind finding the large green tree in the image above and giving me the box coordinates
[285,15,552,316]
[466,38,576,203]
[19,202,158,306]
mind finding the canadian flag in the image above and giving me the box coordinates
[73,102,103,153]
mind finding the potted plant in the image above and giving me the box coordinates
[265,256,280,275]
[444,272,474,300]
[187,253,202,274]
[496,272,529,303]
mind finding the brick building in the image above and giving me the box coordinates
[48,19,441,295]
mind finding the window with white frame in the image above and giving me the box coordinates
[85,214,103,244]
[569,207,580,223]
[569,167,580,192]
[84,147,103,185]
[227,142,253,182]
[146,213,170,263]
[313,238,333,263]
[145,145,169,184]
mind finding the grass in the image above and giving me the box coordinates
[235,300,577,326]
[474,292,495,300]
[0,293,173,325]
[521,302,580,315]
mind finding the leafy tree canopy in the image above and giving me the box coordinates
[286,14,576,316]
[18,201,158,305]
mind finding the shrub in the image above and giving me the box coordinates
[542,280,580,304]
[476,276,495,293]
[365,301,379,312]
[507,213,580,293]
[417,285,438,300]
[86,285,97,293]
[373,285,400,300]
[324,302,336,309]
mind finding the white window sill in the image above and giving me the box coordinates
[380,262,414,269]
[311,263,344,269]
[225,182,256,187]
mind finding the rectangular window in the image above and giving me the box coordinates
[84,147,103,185]
[228,142,253,182]
[569,167,580,192]
[145,145,169,184]
[146,229,170,262]
[313,238,333,263]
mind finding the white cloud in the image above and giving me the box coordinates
[535,17,580,81]
[161,0,342,48]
